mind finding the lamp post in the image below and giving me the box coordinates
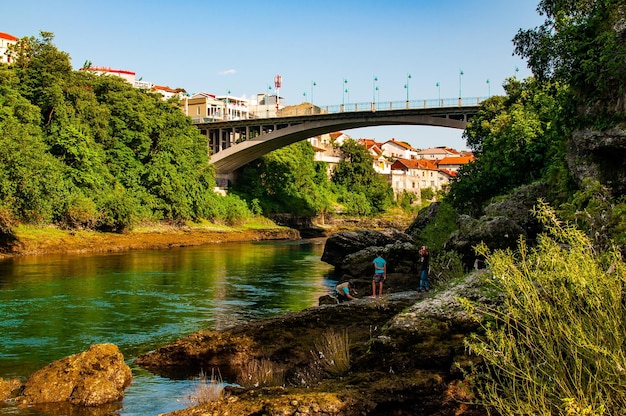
[342,78,348,109]
[436,82,441,105]
[375,85,379,106]
[515,66,519,79]
[404,73,411,106]
[225,89,231,120]
[372,76,378,103]
[458,70,464,101]
[311,81,316,107]
[486,79,490,97]
[266,85,272,117]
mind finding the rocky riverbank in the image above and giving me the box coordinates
[135,271,493,416]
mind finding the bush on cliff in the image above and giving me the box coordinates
[462,201,626,415]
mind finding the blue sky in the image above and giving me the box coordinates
[4,0,544,150]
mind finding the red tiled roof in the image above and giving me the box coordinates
[437,156,474,166]
[0,32,18,41]
[439,169,457,177]
[384,138,415,151]
[391,158,438,171]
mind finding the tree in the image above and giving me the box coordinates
[332,138,393,214]
[513,1,626,127]
[232,141,331,216]
[447,78,565,215]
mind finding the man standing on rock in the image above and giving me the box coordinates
[371,252,387,298]
[419,246,430,292]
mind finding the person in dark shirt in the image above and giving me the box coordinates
[419,246,430,292]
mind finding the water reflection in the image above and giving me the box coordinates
[0,239,334,415]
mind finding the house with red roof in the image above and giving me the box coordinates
[0,32,18,64]
[436,155,475,173]
[381,138,418,160]
[416,146,461,161]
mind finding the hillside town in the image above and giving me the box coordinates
[1,31,474,202]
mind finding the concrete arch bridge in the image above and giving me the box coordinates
[195,98,483,175]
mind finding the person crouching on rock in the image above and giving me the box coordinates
[336,281,358,302]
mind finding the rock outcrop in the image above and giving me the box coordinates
[568,127,626,197]
[5,344,132,408]
[444,183,547,270]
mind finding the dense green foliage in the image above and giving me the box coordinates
[514,0,626,128]
[231,138,395,217]
[1,32,252,232]
[451,2,626,415]
[463,203,626,415]
[447,77,571,215]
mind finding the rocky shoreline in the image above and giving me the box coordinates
[134,271,492,416]
[1,215,499,415]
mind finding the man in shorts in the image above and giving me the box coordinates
[371,252,387,298]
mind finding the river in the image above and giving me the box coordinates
[0,238,335,415]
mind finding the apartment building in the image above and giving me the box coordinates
[181,92,250,122]
[0,32,18,64]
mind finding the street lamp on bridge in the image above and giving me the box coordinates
[372,76,378,104]
[342,78,348,108]
[311,81,316,107]
[226,89,231,120]
[486,79,491,97]
[436,82,441,105]
[458,70,464,102]
[404,73,411,105]
[266,85,272,117]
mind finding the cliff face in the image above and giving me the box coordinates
[136,272,493,416]
[568,126,626,196]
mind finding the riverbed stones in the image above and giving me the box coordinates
[0,378,21,401]
[20,343,132,407]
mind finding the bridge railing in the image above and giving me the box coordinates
[192,97,486,123]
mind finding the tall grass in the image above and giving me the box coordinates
[237,358,285,388]
[313,329,351,376]
[186,369,224,405]
[462,201,626,415]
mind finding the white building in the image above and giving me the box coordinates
[181,92,250,122]
[381,138,418,160]
[416,146,460,160]
[0,32,18,64]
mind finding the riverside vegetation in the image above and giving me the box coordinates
[3,1,626,414]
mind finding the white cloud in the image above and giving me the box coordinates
[219,69,237,76]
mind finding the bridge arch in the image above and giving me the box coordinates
[201,106,479,174]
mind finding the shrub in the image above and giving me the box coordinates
[63,194,99,229]
[429,250,464,288]
[462,201,626,415]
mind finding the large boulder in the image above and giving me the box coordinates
[445,215,525,271]
[444,183,547,271]
[321,228,413,269]
[20,343,132,407]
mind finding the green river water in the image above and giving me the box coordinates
[0,238,335,415]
